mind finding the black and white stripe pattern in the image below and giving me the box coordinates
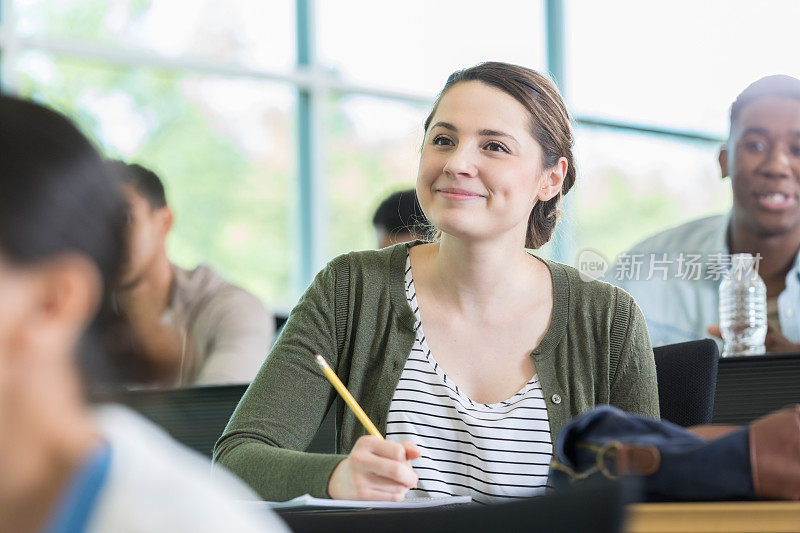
[386,255,553,504]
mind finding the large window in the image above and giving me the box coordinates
[14,0,295,70]
[566,0,800,136]
[14,51,297,305]
[572,127,730,266]
[2,0,790,308]
[316,0,546,96]
[324,94,428,256]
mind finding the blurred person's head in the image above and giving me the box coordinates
[107,161,173,289]
[372,189,430,248]
[0,95,136,531]
[720,75,800,239]
[418,62,575,249]
[0,97,284,533]
[0,96,134,392]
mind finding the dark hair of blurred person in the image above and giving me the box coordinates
[113,162,167,209]
[372,189,431,248]
[729,75,800,130]
[0,95,286,533]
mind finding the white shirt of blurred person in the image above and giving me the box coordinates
[373,189,431,248]
[609,75,800,353]
[111,161,274,386]
[0,95,287,533]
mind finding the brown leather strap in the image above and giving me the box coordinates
[614,444,661,476]
[749,404,800,500]
[688,425,741,441]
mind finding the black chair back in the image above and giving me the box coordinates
[274,313,289,336]
[714,353,800,424]
[652,339,719,426]
[95,384,336,457]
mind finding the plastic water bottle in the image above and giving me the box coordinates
[719,253,767,356]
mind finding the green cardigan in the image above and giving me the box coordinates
[213,243,659,501]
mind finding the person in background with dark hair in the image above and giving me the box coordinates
[611,75,800,352]
[109,161,274,386]
[372,189,430,248]
[0,96,287,532]
[215,62,658,504]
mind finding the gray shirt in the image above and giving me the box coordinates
[162,264,274,385]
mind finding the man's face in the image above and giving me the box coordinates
[723,96,800,238]
[119,184,171,288]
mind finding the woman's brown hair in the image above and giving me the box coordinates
[423,62,576,249]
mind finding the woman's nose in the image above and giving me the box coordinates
[443,144,478,178]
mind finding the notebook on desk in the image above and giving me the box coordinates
[264,494,471,511]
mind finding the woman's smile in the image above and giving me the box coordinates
[435,187,486,201]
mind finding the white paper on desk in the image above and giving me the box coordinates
[265,493,471,509]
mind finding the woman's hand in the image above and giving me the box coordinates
[327,436,421,501]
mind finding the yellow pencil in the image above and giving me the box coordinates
[314,354,383,439]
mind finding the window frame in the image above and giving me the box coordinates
[0,0,724,301]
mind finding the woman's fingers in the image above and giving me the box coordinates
[402,441,421,460]
[350,446,418,489]
[329,436,420,500]
[360,436,409,461]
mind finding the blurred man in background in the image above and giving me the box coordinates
[373,189,430,248]
[610,75,800,353]
[111,162,274,386]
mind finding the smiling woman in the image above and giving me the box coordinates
[214,62,659,505]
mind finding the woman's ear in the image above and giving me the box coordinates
[22,255,102,355]
[41,254,102,332]
[4,254,101,371]
[537,157,568,202]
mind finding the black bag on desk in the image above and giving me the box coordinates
[548,405,800,501]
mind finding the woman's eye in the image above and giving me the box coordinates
[790,145,800,157]
[485,141,509,153]
[432,135,453,146]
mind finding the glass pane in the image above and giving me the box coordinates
[15,51,297,308]
[316,0,546,95]
[567,0,800,136]
[324,94,429,256]
[14,0,295,71]
[570,127,732,267]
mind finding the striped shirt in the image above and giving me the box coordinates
[385,255,553,504]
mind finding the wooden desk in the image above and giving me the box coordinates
[627,501,800,533]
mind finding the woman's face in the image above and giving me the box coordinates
[417,80,553,246]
